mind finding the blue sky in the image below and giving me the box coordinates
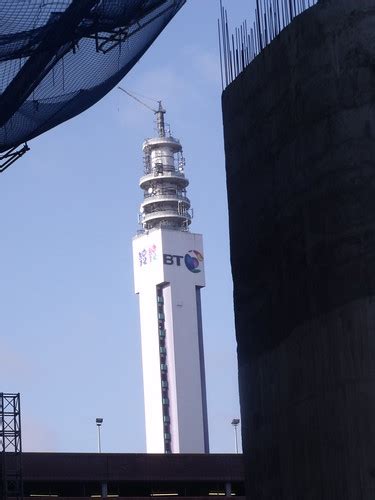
[0,1,253,454]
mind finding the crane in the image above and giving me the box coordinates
[118,86,167,137]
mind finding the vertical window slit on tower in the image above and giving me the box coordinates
[156,285,172,453]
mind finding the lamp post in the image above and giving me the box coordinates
[96,418,103,453]
[231,418,240,454]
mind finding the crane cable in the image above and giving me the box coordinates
[118,86,158,113]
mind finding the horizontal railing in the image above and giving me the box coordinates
[142,193,190,204]
[140,171,188,186]
[142,209,192,221]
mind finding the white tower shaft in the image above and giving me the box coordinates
[133,230,209,453]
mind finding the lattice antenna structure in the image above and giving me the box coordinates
[0,393,23,500]
[138,104,192,232]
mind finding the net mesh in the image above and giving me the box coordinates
[0,0,185,153]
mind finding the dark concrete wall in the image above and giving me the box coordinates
[222,0,375,498]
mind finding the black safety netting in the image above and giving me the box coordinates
[0,0,185,153]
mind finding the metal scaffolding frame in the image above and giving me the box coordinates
[0,393,23,500]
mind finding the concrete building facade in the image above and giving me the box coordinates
[222,0,375,498]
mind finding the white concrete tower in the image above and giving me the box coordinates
[133,104,209,454]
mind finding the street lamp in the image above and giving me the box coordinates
[231,418,240,454]
[96,418,103,453]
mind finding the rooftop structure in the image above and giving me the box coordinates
[10,452,245,499]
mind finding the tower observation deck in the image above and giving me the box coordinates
[133,106,209,454]
[139,104,192,231]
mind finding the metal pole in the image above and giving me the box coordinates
[234,425,238,454]
[231,418,240,454]
[96,418,103,453]
[1,393,6,500]
[97,425,101,453]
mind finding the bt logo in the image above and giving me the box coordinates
[163,254,184,266]
[184,250,204,273]
[163,250,204,273]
